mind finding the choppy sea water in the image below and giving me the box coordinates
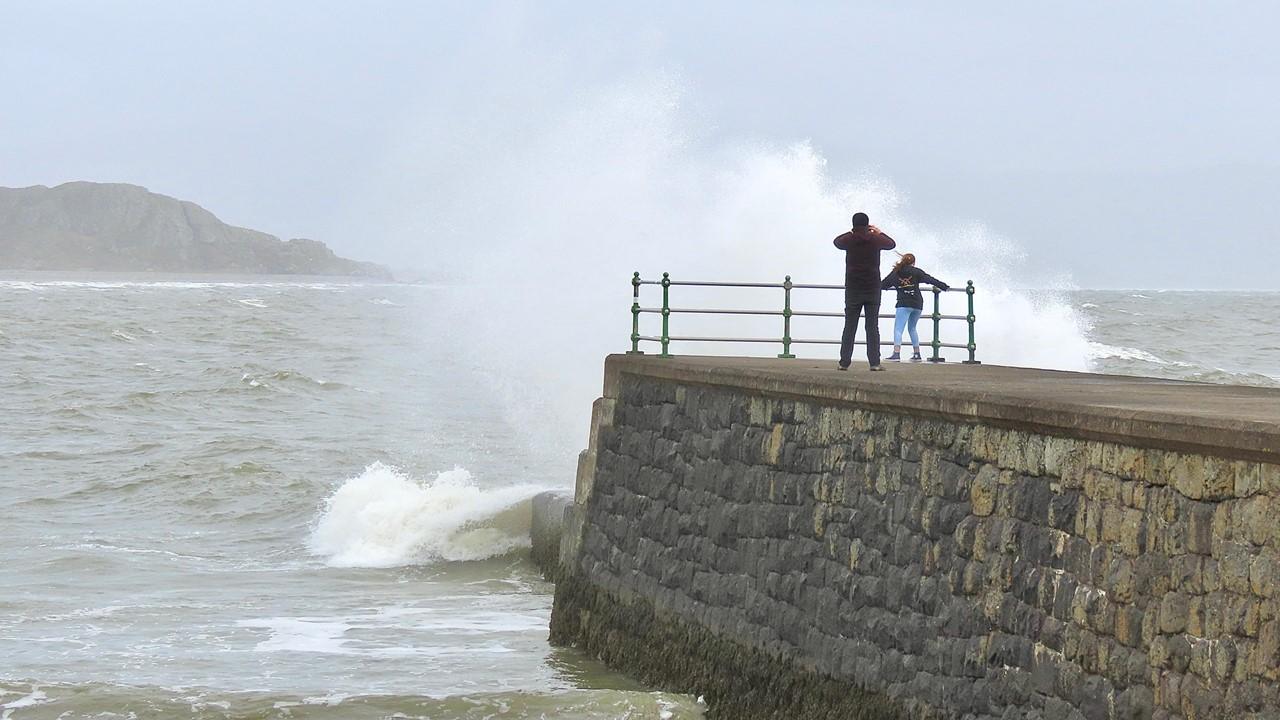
[1077,290,1280,388]
[0,275,703,719]
[1,275,1275,719]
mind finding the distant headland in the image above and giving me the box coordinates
[0,181,391,278]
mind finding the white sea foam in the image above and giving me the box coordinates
[238,617,353,654]
[1088,342,1163,363]
[1,689,49,709]
[1088,342,1175,365]
[44,605,130,621]
[237,608,537,658]
[308,463,544,567]
[302,692,354,706]
[68,542,207,562]
[372,608,548,634]
[236,298,267,308]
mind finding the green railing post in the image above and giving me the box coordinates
[659,272,672,358]
[963,280,981,364]
[778,275,795,358]
[928,286,944,363]
[627,272,644,354]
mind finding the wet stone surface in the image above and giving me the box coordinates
[551,376,1280,720]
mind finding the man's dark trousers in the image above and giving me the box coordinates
[839,291,881,368]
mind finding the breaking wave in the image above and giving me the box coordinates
[1087,342,1183,366]
[308,463,547,568]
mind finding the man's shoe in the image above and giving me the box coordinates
[886,352,901,362]
[869,365,886,372]
[837,363,849,371]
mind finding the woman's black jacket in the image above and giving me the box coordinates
[881,266,949,310]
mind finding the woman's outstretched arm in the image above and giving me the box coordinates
[918,269,950,291]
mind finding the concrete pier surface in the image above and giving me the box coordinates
[603,355,1280,463]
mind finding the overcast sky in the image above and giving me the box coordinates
[3,1,1277,288]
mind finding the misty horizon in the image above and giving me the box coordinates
[3,2,1278,290]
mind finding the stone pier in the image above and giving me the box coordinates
[549,355,1280,720]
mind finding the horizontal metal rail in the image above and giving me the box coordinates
[628,271,980,363]
[639,279,786,288]
[637,335,968,348]
[639,279,964,292]
[790,339,969,348]
[639,307,784,316]
[637,307,967,321]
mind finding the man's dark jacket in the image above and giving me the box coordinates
[833,228,897,296]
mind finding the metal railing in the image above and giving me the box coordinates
[627,272,980,364]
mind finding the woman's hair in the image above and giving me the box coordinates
[892,253,916,273]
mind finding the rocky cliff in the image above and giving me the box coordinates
[0,182,390,278]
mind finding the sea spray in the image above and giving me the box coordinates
[385,76,1093,457]
[308,463,546,567]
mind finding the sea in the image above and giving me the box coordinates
[1,274,1276,719]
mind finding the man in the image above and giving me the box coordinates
[833,212,896,371]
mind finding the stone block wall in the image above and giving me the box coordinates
[530,491,571,578]
[550,373,1280,720]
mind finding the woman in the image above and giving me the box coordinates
[880,253,949,362]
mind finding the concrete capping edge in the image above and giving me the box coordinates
[604,354,1280,465]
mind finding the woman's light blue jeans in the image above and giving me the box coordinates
[894,307,922,349]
